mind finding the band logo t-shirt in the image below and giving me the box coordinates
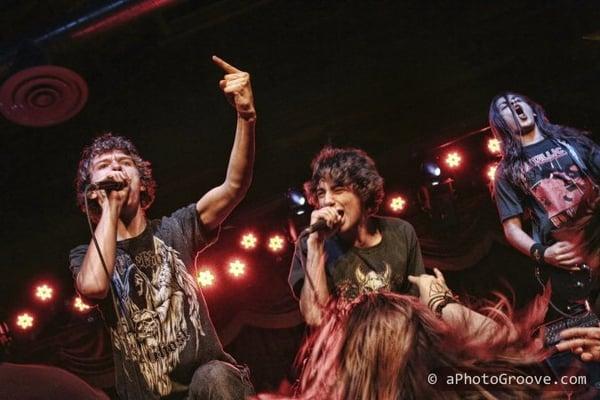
[495,138,594,245]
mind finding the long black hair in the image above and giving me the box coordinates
[489,92,593,193]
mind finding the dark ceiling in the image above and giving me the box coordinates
[1,0,599,309]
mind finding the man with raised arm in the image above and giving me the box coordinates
[70,56,255,400]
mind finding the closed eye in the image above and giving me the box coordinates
[95,162,109,170]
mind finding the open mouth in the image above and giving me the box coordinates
[513,104,527,120]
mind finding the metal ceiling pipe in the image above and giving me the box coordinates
[0,0,183,68]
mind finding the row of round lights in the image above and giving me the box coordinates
[195,259,247,288]
[14,233,291,328]
[240,233,286,252]
[14,283,93,331]
[194,232,290,288]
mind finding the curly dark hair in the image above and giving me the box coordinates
[489,91,594,193]
[75,133,157,221]
[304,146,385,214]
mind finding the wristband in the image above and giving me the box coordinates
[530,243,547,265]
[427,292,460,319]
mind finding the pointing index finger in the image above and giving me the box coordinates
[212,55,241,73]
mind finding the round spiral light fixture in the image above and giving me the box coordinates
[0,65,88,127]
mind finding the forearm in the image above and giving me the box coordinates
[222,112,256,195]
[196,117,255,230]
[299,239,330,326]
[441,303,505,341]
[76,209,119,298]
[504,222,536,257]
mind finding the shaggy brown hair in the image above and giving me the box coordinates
[304,147,385,215]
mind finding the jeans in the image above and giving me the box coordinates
[186,360,255,400]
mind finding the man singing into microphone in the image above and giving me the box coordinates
[288,147,425,326]
[69,56,255,399]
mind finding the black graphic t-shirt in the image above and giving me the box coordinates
[70,204,235,399]
[495,138,597,245]
[289,217,425,301]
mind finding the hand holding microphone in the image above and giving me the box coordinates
[88,171,131,211]
[303,207,344,238]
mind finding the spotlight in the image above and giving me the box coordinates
[444,151,462,168]
[196,270,215,287]
[422,161,441,178]
[421,160,442,186]
[73,297,91,312]
[268,235,286,252]
[286,188,309,215]
[487,138,501,154]
[487,164,498,181]
[34,284,53,302]
[289,190,306,206]
[240,233,258,250]
[228,260,246,278]
[389,196,407,213]
[16,313,34,330]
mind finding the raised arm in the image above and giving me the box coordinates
[196,56,256,231]
[408,268,505,341]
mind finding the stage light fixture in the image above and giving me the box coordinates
[444,151,462,168]
[35,284,53,302]
[487,138,501,154]
[16,313,34,330]
[487,164,498,181]
[196,270,216,287]
[240,233,258,250]
[286,188,309,216]
[74,297,91,312]
[268,235,285,252]
[228,260,246,277]
[389,196,407,213]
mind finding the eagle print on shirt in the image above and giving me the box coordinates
[110,236,204,396]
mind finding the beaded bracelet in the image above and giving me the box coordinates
[427,291,460,319]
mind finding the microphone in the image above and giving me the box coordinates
[88,180,127,192]
[302,210,344,236]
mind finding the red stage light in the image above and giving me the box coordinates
[228,260,246,277]
[73,297,91,312]
[487,138,501,154]
[240,233,258,250]
[444,151,462,168]
[487,164,498,181]
[389,196,406,212]
[16,313,34,330]
[268,235,285,252]
[196,270,216,288]
[34,284,54,302]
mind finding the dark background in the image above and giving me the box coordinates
[1,0,599,392]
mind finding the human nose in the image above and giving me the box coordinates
[110,159,122,170]
[323,191,335,206]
